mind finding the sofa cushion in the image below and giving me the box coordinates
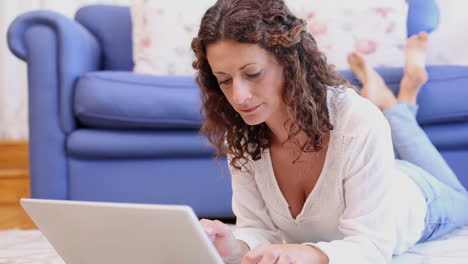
[67,129,215,158]
[74,71,202,129]
[76,66,468,130]
[423,122,468,150]
[340,65,468,125]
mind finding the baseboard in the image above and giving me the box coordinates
[0,141,29,170]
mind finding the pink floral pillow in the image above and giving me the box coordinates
[131,0,408,75]
[131,0,216,76]
[287,0,408,70]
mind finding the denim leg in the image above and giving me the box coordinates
[397,160,468,242]
[414,168,468,242]
[386,103,468,242]
[383,102,467,193]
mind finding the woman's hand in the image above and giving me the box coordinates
[199,219,249,261]
[241,244,329,264]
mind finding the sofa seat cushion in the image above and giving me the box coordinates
[67,129,216,159]
[341,65,468,125]
[424,121,468,149]
[74,71,202,129]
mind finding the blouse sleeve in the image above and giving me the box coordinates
[228,154,283,250]
[304,101,398,263]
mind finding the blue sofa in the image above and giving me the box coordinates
[7,2,468,219]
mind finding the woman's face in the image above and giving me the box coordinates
[206,39,286,126]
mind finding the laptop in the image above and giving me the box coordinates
[20,198,224,264]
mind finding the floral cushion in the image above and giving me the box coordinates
[131,0,408,75]
[131,0,216,76]
[287,0,408,70]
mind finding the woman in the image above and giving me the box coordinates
[190,0,468,263]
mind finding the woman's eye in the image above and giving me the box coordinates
[219,79,232,85]
[247,71,262,78]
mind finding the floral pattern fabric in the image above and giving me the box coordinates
[287,1,408,70]
[131,0,408,75]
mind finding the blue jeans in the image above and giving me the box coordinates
[383,102,468,243]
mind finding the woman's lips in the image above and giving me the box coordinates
[239,104,261,113]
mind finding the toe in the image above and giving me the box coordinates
[418,31,428,41]
[347,53,354,64]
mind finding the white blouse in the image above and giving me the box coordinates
[229,87,427,263]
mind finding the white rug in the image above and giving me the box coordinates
[1,225,468,264]
[0,229,64,264]
[391,224,468,264]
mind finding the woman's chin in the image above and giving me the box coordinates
[240,115,265,126]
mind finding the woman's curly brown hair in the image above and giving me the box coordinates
[191,0,351,170]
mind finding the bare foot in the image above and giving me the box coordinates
[348,52,397,111]
[398,32,429,105]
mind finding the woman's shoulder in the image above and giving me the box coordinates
[327,86,388,135]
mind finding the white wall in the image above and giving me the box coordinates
[426,0,468,65]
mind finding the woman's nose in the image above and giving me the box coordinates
[231,79,252,105]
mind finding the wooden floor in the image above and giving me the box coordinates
[0,141,37,230]
[0,203,37,230]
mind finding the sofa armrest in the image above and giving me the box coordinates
[407,0,440,37]
[7,10,102,133]
[7,10,101,200]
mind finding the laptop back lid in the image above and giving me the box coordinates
[21,198,223,264]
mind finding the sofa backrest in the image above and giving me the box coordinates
[75,5,134,71]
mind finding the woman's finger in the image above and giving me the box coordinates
[200,219,215,235]
[208,234,216,243]
[242,244,276,264]
[257,250,280,264]
[275,252,293,264]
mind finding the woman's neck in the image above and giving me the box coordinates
[265,111,329,150]
[266,117,309,149]
[265,108,291,146]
